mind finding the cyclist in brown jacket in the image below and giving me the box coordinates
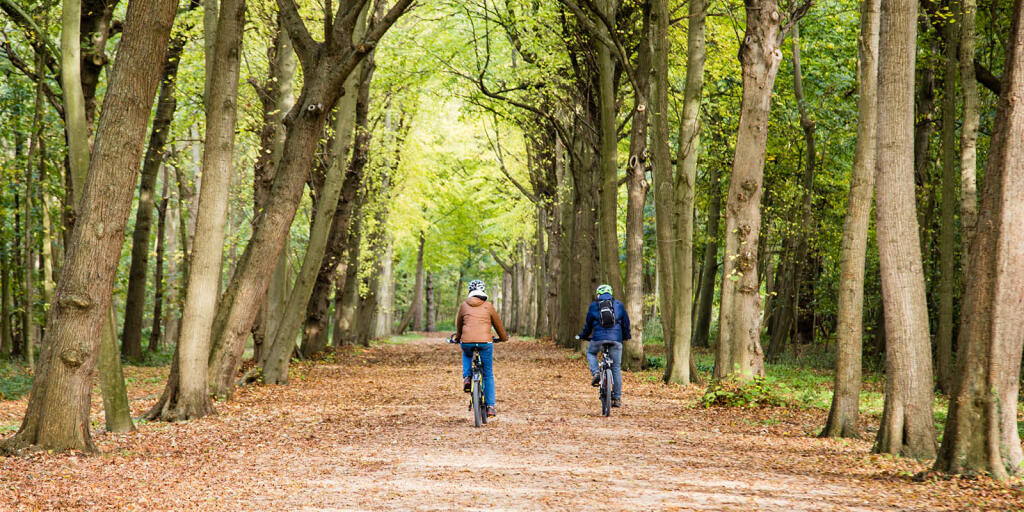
[454,280,508,417]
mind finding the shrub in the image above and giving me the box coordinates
[646,355,665,369]
[699,375,788,408]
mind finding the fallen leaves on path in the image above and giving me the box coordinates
[0,336,1021,510]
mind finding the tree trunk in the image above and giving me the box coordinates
[61,0,89,197]
[934,2,1024,478]
[533,211,547,337]
[936,11,959,395]
[821,0,879,440]
[714,0,791,381]
[872,0,937,459]
[263,7,371,381]
[396,231,426,335]
[693,165,720,349]
[121,34,186,361]
[668,0,705,383]
[594,0,623,296]
[425,272,436,332]
[23,48,44,368]
[959,0,979,276]
[154,0,245,421]
[1,0,176,453]
[622,2,651,371]
[98,307,134,432]
[149,173,169,353]
[1,253,11,359]
[333,207,364,345]
[204,0,413,395]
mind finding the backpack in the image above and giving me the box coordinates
[598,299,617,328]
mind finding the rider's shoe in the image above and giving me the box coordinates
[611,399,621,408]
[591,373,601,387]
[486,406,496,418]
[463,377,471,393]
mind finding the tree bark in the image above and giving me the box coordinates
[622,2,651,371]
[205,0,413,397]
[666,0,705,383]
[98,307,134,432]
[149,171,169,353]
[122,33,186,360]
[333,205,364,345]
[593,0,623,296]
[693,164,720,349]
[936,9,959,395]
[154,0,245,421]
[714,0,797,381]
[872,0,937,459]
[1,0,176,453]
[23,47,44,368]
[1,253,11,359]
[959,0,979,275]
[934,0,1024,480]
[61,0,89,196]
[263,5,371,380]
[425,272,436,332]
[822,0,879,439]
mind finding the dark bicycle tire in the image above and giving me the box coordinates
[601,368,612,417]
[472,376,484,427]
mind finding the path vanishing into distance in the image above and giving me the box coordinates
[0,335,1018,510]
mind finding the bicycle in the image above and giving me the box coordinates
[578,336,615,416]
[447,334,499,427]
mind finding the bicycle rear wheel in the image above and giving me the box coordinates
[472,375,484,427]
[601,368,612,417]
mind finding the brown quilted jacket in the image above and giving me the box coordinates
[456,297,508,343]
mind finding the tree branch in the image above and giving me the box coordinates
[558,0,639,92]
[276,0,318,71]
[974,59,1002,95]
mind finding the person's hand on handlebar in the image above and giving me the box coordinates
[447,333,460,344]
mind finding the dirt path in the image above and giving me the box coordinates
[0,336,1019,510]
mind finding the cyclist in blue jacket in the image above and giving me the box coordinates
[578,284,630,407]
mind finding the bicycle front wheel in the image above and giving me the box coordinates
[472,376,484,427]
[601,368,612,417]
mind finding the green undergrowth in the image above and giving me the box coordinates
[0,360,33,400]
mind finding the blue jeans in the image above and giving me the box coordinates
[461,343,495,406]
[586,340,622,400]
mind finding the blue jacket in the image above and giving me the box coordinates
[579,293,631,342]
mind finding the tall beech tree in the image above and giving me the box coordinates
[714,0,810,381]
[151,0,246,421]
[0,0,177,453]
[935,0,1024,479]
[261,2,373,382]
[121,16,191,361]
[872,0,936,459]
[822,0,879,440]
[206,0,413,397]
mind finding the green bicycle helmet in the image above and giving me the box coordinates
[596,284,613,296]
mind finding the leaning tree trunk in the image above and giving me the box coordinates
[934,0,1024,480]
[0,0,176,453]
[936,11,959,395]
[205,0,413,397]
[714,0,794,381]
[822,0,879,440]
[262,7,371,382]
[872,0,936,460]
[121,34,186,360]
[153,0,245,421]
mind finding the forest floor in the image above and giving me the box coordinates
[0,335,1022,511]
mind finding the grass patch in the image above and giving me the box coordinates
[383,333,421,345]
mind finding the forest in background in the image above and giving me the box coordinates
[0,0,1022,484]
